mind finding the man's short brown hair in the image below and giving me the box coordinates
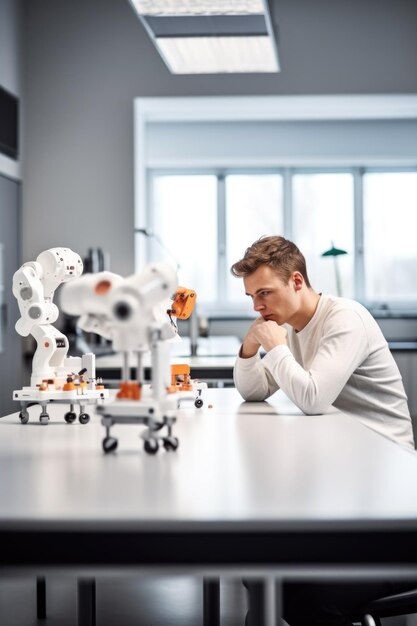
[230,235,311,288]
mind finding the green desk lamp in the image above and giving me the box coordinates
[321,241,348,297]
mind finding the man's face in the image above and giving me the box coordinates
[243,264,299,326]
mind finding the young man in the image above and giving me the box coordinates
[231,235,414,449]
[232,236,416,626]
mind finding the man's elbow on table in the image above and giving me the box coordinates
[233,374,271,402]
[238,389,270,402]
[294,395,331,416]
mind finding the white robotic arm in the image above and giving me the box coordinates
[13,262,57,336]
[60,263,178,352]
[36,248,83,298]
[107,263,178,352]
[13,248,84,386]
[60,270,124,341]
[13,248,83,337]
[60,262,202,452]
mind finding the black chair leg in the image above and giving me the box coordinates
[36,576,47,620]
[246,580,265,626]
[244,578,279,626]
[77,578,96,626]
[203,578,220,626]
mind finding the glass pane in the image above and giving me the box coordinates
[292,173,354,298]
[363,172,417,303]
[226,174,283,304]
[151,175,217,303]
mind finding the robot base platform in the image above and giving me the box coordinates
[97,387,204,454]
[175,382,206,409]
[13,387,109,425]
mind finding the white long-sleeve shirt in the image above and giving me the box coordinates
[234,294,414,449]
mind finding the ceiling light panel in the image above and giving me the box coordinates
[156,35,279,73]
[129,0,280,74]
[131,0,266,15]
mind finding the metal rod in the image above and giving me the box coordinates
[122,351,130,381]
[263,576,278,626]
[136,351,144,384]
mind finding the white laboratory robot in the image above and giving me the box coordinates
[11,247,109,424]
[60,262,206,453]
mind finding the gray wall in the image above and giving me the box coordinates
[21,0,417,275]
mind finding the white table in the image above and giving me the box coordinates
[1,388,417,625]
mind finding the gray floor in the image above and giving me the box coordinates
[0,577,413,626]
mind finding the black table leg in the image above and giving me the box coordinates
[203,578,220,626]
[77,578,96,626]
[36,576,46,619]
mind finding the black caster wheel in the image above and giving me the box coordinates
[79,413,90,425]
[64,411,77,424]
[19,411,29,424]
[194,398,204,408]
[144,438,159,454]
[163,436,179,451]
[39,413,49,425]
[102,437,118,453]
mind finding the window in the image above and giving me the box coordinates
[150,174,218,302]
[292,173,354,298]
[146,168,417,314]
[225,174,283,304]
[136,97,417,316]
[148,171,284,312]
[363,171,417,304]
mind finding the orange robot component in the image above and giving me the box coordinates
[117,381,142,401]
[168,287,196,320]
[63,377,76,392]
[170,363,193,392]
